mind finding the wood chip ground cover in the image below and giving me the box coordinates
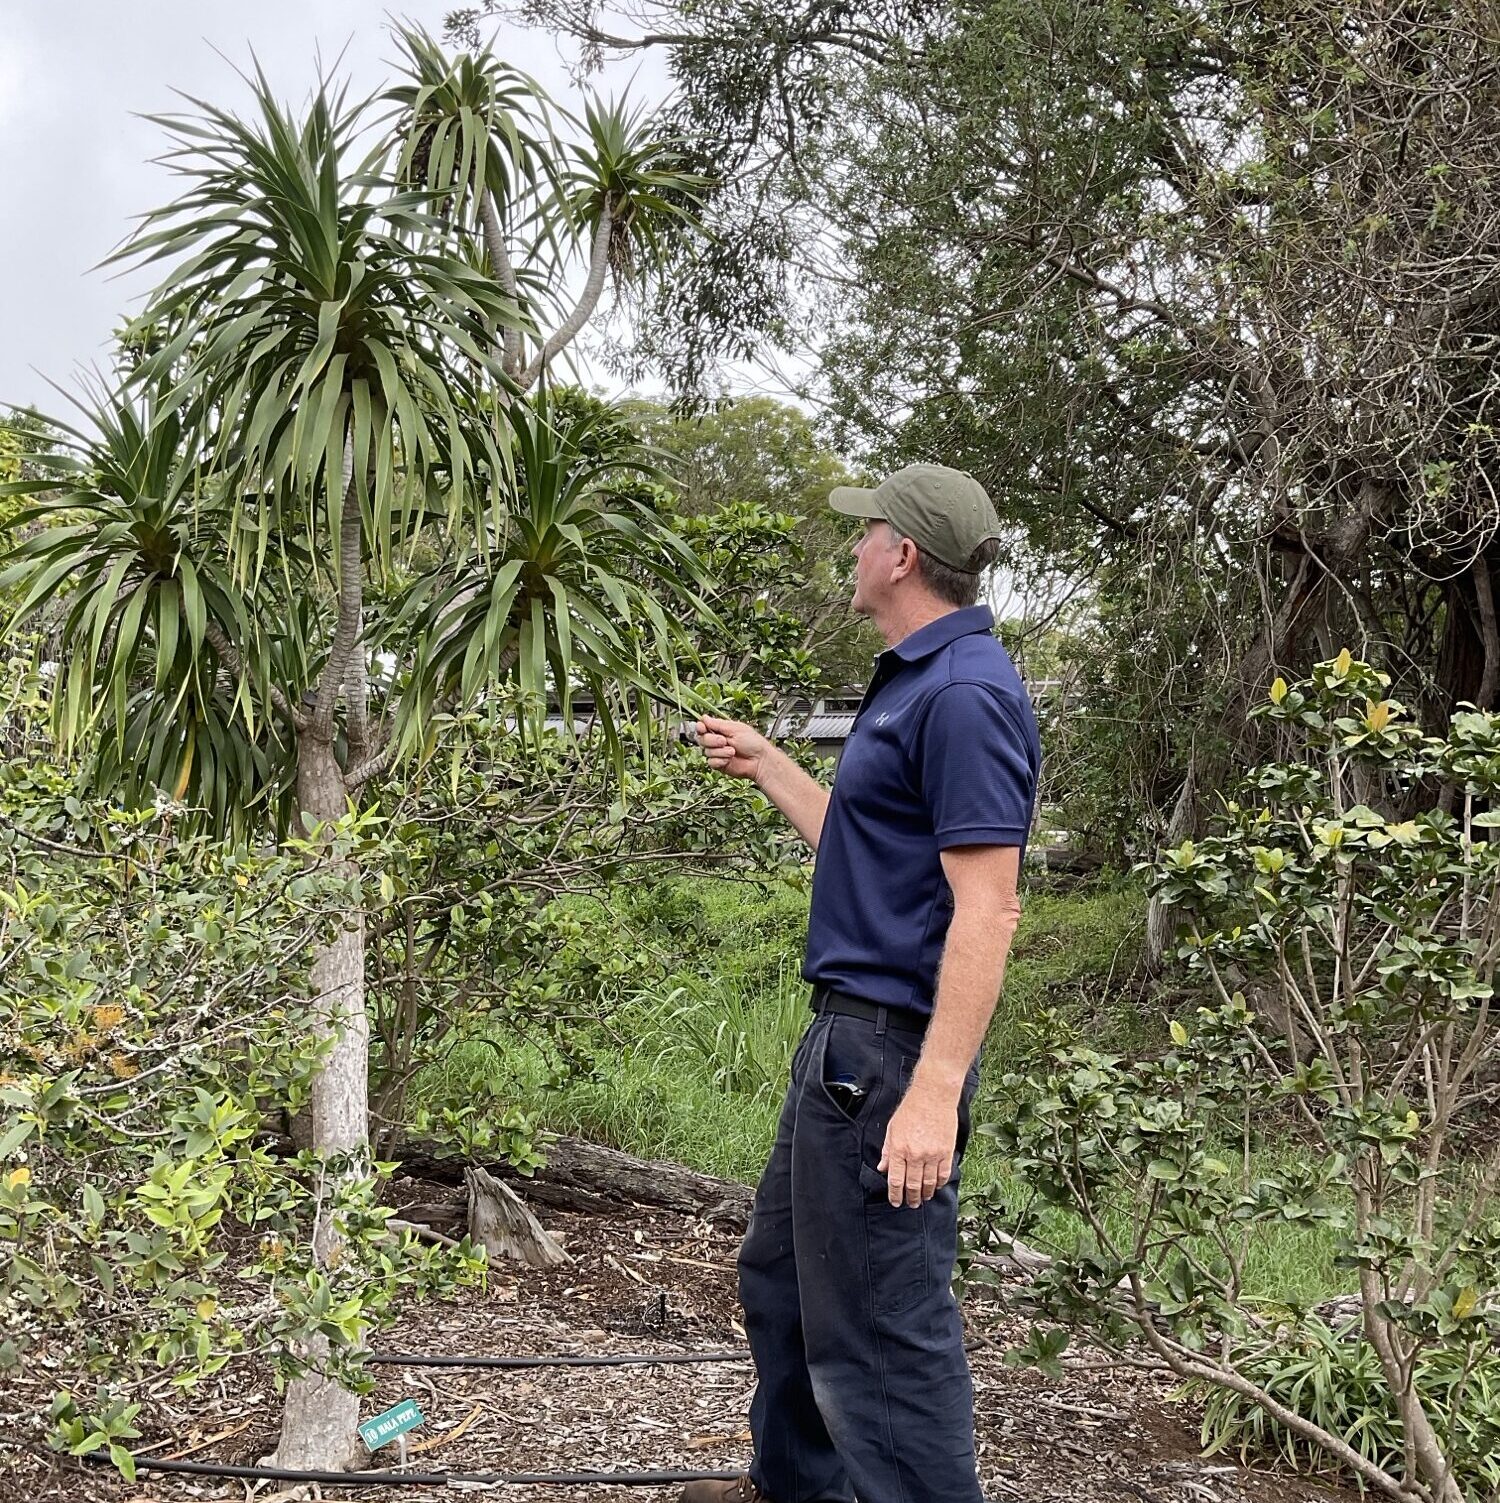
[2,1184,1358,1503]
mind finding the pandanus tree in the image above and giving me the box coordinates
[386,25,706,388]
[1,38,708,1471]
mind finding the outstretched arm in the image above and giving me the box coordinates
[696,714,831,851]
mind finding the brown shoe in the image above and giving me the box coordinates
[680,1475,773,1503]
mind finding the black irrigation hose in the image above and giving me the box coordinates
[82,1347,753,1489]
[84,1452,743,1487]
[367,1347,750,1369]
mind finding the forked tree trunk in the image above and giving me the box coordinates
[271,738,369,1472]
[1359,1265,1465,1503]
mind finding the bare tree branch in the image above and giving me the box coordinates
[516,198,617,391]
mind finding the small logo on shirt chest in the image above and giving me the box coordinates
[875,711,891,726]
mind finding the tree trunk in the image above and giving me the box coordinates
[271,737,369,1473]
[1428,562,1499,812]
[1142,751,1198,975]
[1141,549,1331,976]
[1360,1269,1465,1503]
[1434,572,1485,727]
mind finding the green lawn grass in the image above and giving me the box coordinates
[410,872,1351,1304]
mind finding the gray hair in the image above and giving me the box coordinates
[887,523,999,608]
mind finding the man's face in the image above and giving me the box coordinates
[849,519,904,617]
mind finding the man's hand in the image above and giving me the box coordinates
[878,1082,959,1208]
[697,715,832,850]
[696,715,771,784]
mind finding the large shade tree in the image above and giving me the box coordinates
[486,0,1500,966]
[1,35,706,1470]
[624,394,881,691]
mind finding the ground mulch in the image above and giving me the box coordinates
[3,1180,1359,1503]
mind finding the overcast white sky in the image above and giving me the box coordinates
[0,2,673,412]
[0,5,1030,618]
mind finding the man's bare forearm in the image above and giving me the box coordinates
[913,899,1021,1099]
[754,743,832,850]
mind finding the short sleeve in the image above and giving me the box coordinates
[914,682,1036,849]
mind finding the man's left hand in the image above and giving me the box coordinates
[878,1084,958,1208]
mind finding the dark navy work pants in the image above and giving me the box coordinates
[738,1010,983,1503]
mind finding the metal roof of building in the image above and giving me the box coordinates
[797,711,857,740]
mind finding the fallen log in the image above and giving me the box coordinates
[393,1133,755,1229]
[1035,846,1111,879]
[968,1231,1055,1277]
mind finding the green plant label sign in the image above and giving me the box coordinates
[359,1398,424,1452]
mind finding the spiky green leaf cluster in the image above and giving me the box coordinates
[1,34,712,832]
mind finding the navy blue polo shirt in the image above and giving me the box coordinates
[802,605,1041,1014]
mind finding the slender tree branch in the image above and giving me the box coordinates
[1124,1276,1423,1502]
[478,188,526,377]
[1472,554,1499,709]
[516,198,616,392]
[345,738,401,793]
[204,619,310,733]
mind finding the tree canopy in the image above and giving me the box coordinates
[485,0,1500,882]
[626,394,881,692]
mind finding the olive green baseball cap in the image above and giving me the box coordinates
[828,463,1001,571]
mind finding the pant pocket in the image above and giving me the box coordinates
[814,1016,876,1124]
[857,1159,931,1315]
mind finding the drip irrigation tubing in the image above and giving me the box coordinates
[82,1345,753,1489]
[84,1453,743,1487]
[367,1347,750,1369]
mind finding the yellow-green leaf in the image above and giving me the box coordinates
[1269,676,1288,705]
[1334,647,1353,677]
[1454,1286,1478,1319]
[1169,1020,1189,1047]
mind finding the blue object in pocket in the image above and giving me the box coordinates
[825,1071,867,1118]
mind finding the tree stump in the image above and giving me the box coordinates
[464,1163,569,1267]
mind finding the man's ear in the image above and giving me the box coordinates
[891,536,920,581]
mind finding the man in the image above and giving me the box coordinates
[686,464,1041,1503]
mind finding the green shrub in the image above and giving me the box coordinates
[0,754,479,1477]
[991,653,1500,1503]
[1195,1319,1500,1502]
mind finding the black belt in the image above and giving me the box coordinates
[810,985,928,1039]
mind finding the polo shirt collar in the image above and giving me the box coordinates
[884,605,996,664]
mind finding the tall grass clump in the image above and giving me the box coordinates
[409,872,1146,1180]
